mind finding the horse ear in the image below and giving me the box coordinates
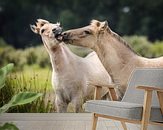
[30,24,39,34]
[37,19,49,23]
[56,22,60,26]
[99,20,108,31]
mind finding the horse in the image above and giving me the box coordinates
[30,19,112,112]
[60,19,163,100]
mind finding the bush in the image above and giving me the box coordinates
[0,45,51,69]
[68,44,92,57]
[1,36,163,71]
[8,50,26,70]
[0,38,8,47]
[35,46,51,68]
[150,41,163,57]
[123,35,153,57]
[25,47,38,65]
[124,36,163,58]
[0,47,27,70]
[0,46,15,66]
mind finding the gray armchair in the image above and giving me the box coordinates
[85,68,163,130]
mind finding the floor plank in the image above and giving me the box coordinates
[0,113,139,130]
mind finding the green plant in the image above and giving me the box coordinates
[0,64,43,130]
[0,123,19,130]
[0,92,42,113]
[0,66,55,113]
[0,64,14,89]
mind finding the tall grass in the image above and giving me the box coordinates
[0,67,56,113]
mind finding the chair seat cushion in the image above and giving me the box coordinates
[85,100,163,122]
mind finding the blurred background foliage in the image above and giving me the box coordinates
[1,36,163,71]
[0,0,163,48]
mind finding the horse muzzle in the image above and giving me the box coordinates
[52,27,63,42]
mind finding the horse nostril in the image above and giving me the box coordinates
[63,32,68,36]
[61,32,70,41]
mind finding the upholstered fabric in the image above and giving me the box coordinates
[123,68,163,106]
[85,100,163,122]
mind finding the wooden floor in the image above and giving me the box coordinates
[0,113,140,130]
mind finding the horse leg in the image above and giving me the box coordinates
[55,90,68,112]
[74,103,81,113]
[55,96,68,112]
[72,97,83,113]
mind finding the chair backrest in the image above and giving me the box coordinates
[122,68,163,107]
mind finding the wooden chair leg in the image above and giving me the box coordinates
[121,121,127,130]
[92,113,98,130]
[141,90,152,130]
[157,91,163,114]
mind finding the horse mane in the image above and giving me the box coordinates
[110,31,137,54]
[90,20,137,54]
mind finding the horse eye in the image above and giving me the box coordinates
[41,23,44,27]
[84,30,91,35]
[41,29,45,34]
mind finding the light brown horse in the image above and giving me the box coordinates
[61,19,163,99]
[30,19,112,112]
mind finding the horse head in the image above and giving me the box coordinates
[59,19,110,49]
[30,19,62,49]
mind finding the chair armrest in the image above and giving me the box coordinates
[91,83,116,88]
[136,86,163,92]
[93,84,118,101]
[102,84,116,88]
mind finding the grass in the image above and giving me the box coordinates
[0,65,56,113]
[0,65,90,113]
[0,62,94,113]
[17,65,52,91]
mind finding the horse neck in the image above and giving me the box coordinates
[94,33,139,83]
[49,43,76,73]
